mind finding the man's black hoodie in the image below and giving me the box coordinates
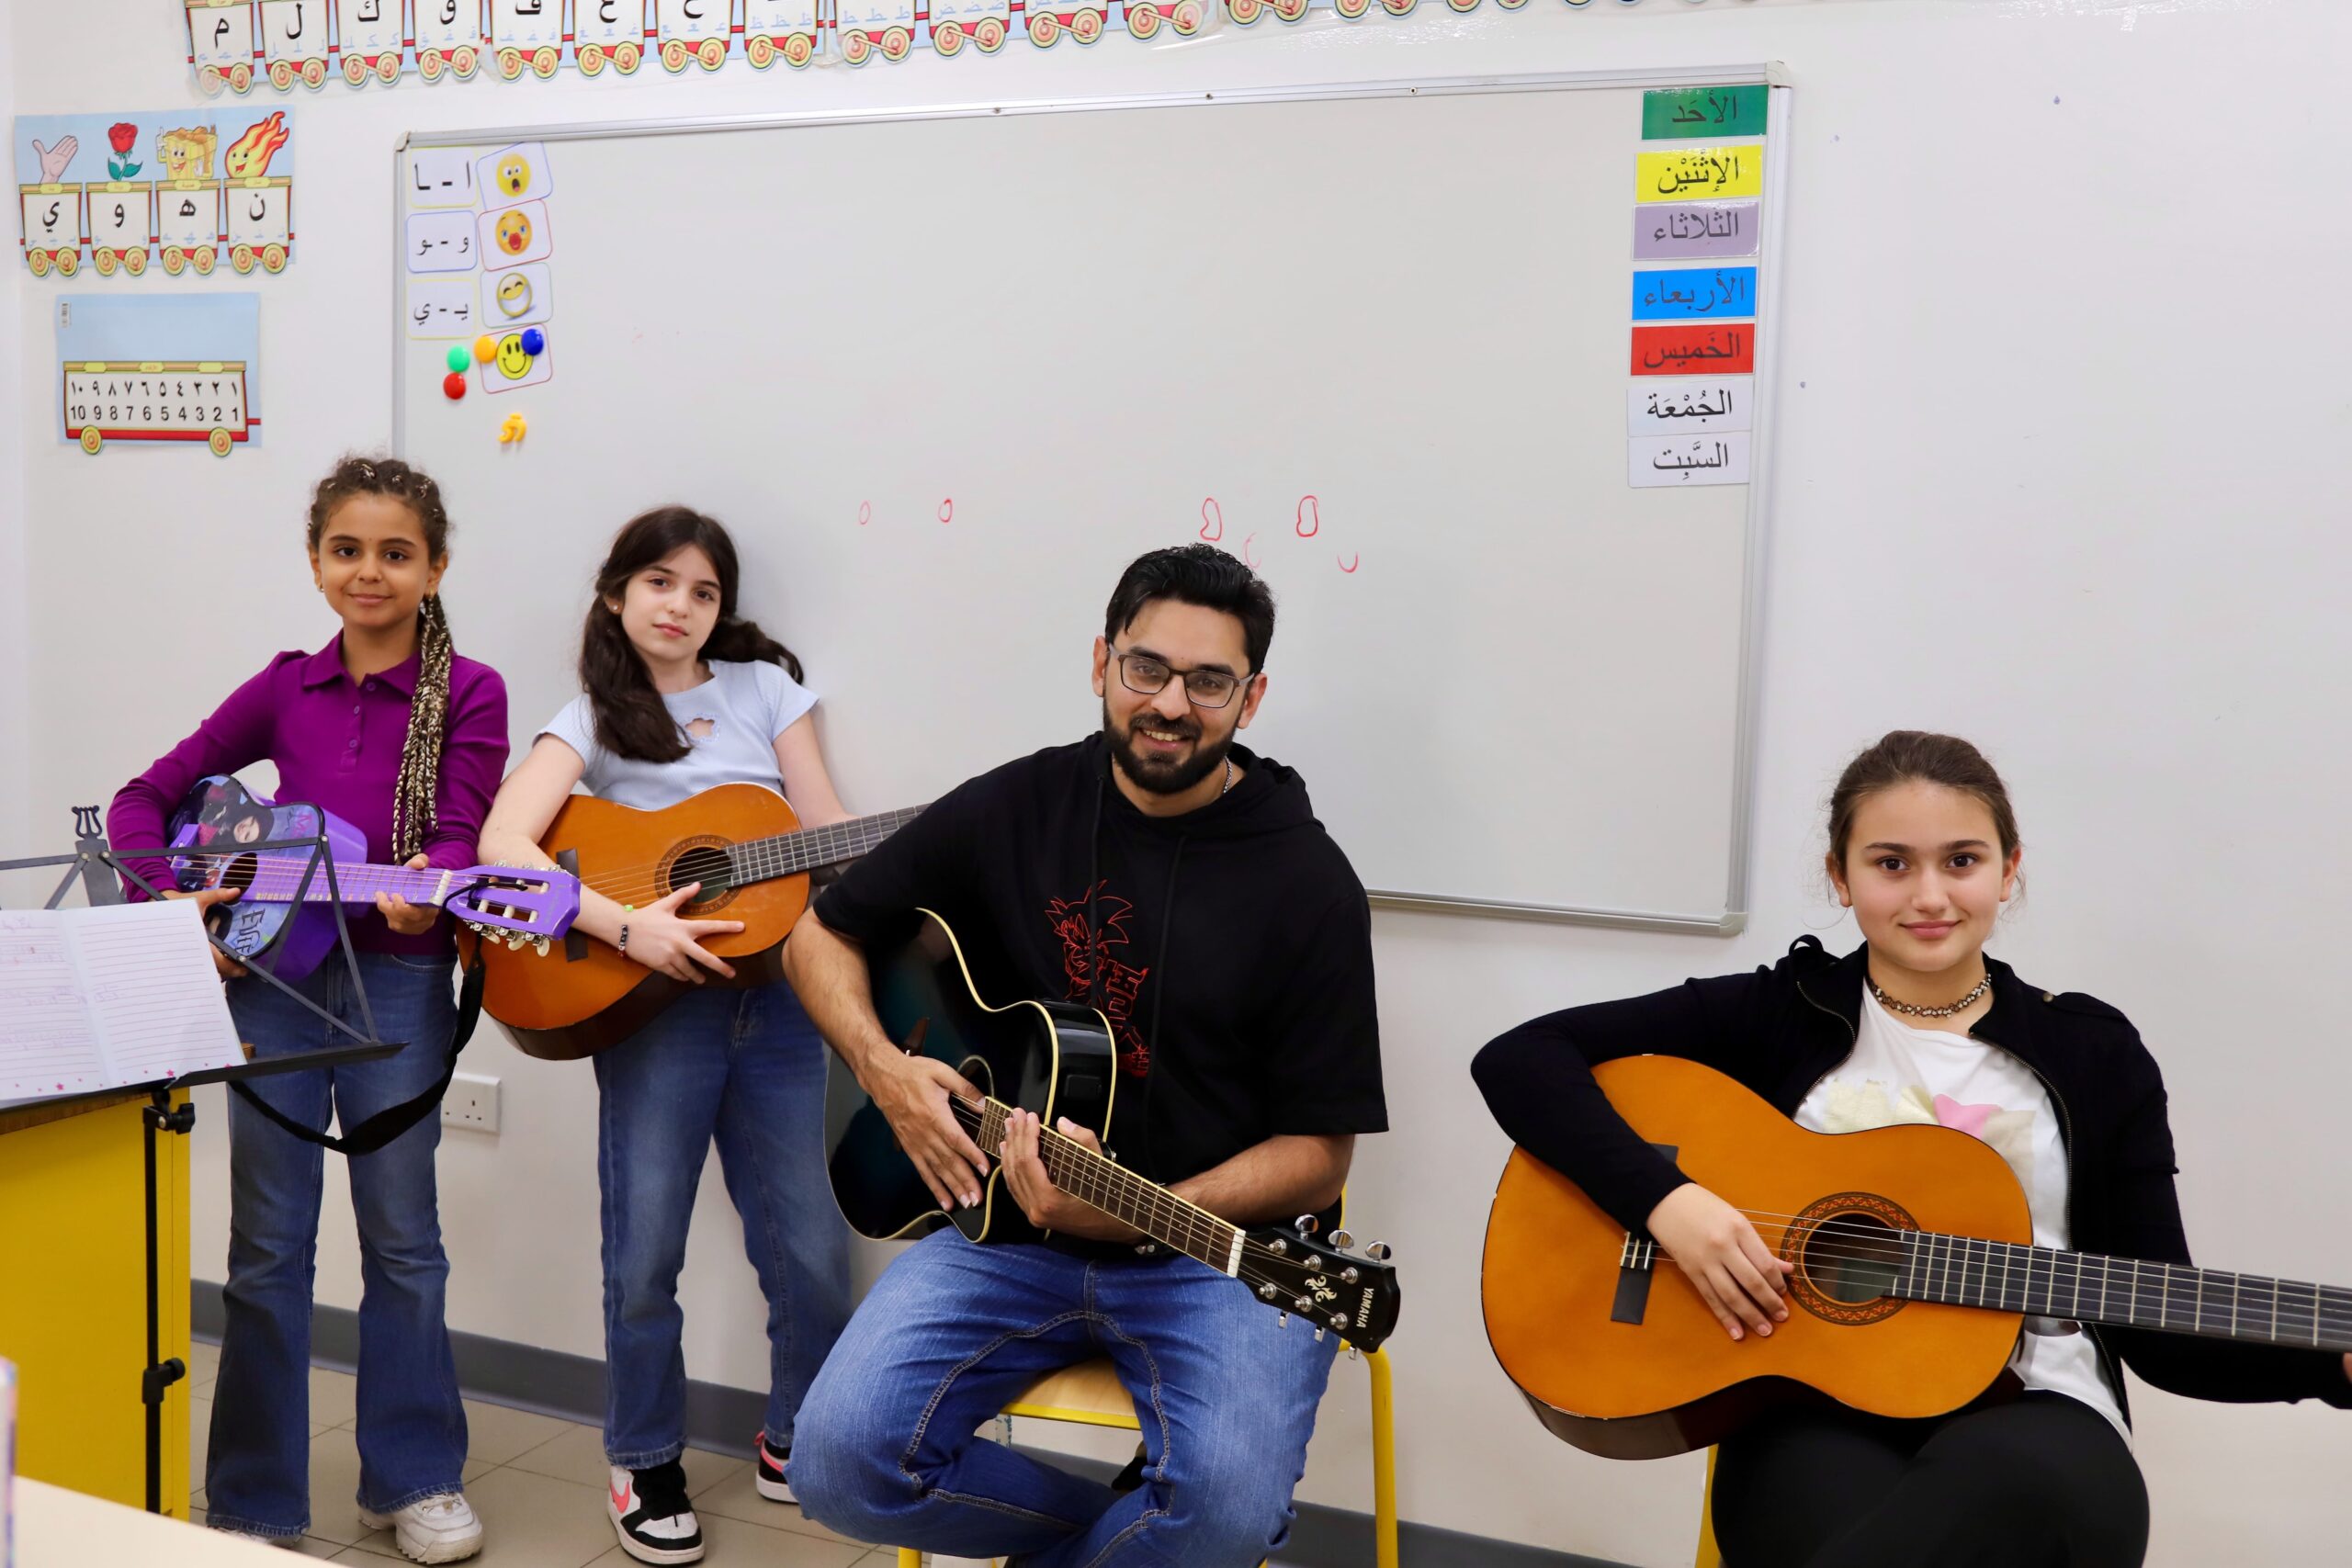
[817,734,1387,1208]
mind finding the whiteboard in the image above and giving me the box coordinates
[393,69,1791,931]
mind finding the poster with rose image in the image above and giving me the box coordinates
[14,107,296,278]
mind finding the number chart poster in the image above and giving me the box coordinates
[56,293,264,457]
[15,108,297,279]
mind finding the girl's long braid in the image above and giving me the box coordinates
[392,589,453,861]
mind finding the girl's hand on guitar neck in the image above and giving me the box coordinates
[622,882,747,985]
[375,853,441,936]
[1648,1182,1793,1342]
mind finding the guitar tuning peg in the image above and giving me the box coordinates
[1276,1313,1289,1330]
[1294,1213,1318,1236]
[1330,1229,1353,1250]
[1313,1326,1327,1344]
[532,938,550,955]
[1366,1242,1392,1261]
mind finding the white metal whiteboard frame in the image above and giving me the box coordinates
[391,64,1792,937]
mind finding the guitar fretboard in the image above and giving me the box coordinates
[1891,1231,2352,1351]
[726,807,926,886]
[949,1095,1241,1275]
[185,857,460,908]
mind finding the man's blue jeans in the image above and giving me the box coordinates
[206,953,469,1540]
[790,1228,1340,1568]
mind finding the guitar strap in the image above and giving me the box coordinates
[231,960,487,1157]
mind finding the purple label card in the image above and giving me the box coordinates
[1635,200,1761,261]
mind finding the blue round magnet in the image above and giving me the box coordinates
[520,327,546,357]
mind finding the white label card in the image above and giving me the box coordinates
[406,209,479,272]
[408,276,480,338]
[1627,377,1754,436]
[1628,433,1752,489]
[409,149,480,210]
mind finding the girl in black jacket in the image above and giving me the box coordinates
[1473,731,2350,1568]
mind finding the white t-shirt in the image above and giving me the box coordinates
[538,659,816,812]
[1794,992,2130,1442]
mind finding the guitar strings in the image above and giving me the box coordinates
[1634,1250,2352,1338]
[1622,1213,2352,1337]
[503,807,924,911]
[945,1096,1336,1280]
[172,808,922,915]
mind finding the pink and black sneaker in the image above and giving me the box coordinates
[753,1435,794,1504]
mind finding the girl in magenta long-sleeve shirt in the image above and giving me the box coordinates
[108,457,505,1561]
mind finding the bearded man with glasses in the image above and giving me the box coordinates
[783,544,1387,1568]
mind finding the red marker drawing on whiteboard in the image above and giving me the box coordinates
[1295,495,1321,538]
[1338,553,1360,574]
[858,501,871,527]
[1242,533,1260,568]
[938,499,954,525]
[1199,497,1224,543]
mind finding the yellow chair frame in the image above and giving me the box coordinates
[895,1343,1397,1568]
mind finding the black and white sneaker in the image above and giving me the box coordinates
[753,1435,794,1503]
[606,1462,704,1564]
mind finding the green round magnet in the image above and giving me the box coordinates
[445,344,471,374]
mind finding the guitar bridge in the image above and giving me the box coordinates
[1611,1140,1679,1325]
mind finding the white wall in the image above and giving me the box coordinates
[16,2,2352,1564]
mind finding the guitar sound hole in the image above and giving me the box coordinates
[672,846,733,901]
[1803,1211,1905,1305]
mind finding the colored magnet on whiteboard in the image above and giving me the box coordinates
[474,333,500,363]
[442,372,469,400]
[498,412,527,445]
[445,344,471,374]
[519,327,545,357]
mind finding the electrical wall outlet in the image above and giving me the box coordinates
[442,1072,500,1134]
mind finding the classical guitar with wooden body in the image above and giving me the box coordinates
[467,783,922,1059]
[824,908,1404,1351]
[1483,1055,2352,1460]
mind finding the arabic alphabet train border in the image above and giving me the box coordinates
[184,0,1756,95]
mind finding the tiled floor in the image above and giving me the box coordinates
[181,1339,887,1566]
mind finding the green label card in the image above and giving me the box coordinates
[1643,85,1769,141]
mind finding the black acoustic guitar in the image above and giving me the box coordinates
[823,908,1403,1350]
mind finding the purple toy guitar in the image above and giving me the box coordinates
[166,775,579,979]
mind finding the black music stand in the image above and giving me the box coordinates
[0,807,401,1514]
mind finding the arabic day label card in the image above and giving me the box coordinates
[1627,378,1752,437]
[55,292,263,455]
[1631,265,1757,322]
[1629,321,1754,378]
[1641,85,1768,142]
[1628,433,1751,489]
[1635,146,1762,204]
[1634,199,1759,262]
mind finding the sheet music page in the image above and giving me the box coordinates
[73,901,247,1085]
[0,910,111,1100]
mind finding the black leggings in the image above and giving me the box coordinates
[1712,1393,2149,1568]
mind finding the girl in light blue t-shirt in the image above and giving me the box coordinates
[479,507,852,1566]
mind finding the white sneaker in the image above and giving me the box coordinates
[356,1492,484,1563]
[607,1463,705,1565]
